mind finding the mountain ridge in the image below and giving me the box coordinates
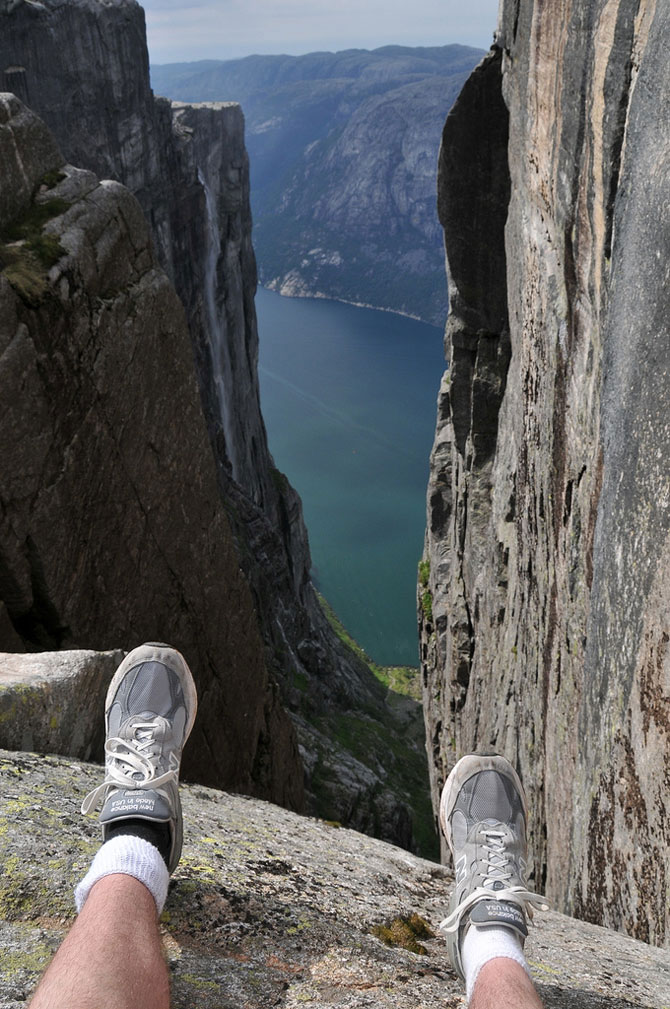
[151,44,485,325]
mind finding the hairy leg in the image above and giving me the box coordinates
[29,874,170,1009]
[469,956,544,1009]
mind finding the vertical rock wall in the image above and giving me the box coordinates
[421,0,670,943]
[0,0,326,648]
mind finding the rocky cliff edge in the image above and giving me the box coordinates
[0,92,302,807]
[2,748,670,1009]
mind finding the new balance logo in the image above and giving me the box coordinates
[455,853,467,887]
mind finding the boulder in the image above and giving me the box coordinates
[0,649,123,759]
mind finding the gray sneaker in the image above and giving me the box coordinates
[439,753,548,980]
[81,642,198,873]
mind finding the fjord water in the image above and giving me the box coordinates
[256,287,445,667]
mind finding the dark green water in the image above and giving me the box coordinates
[256,287,445,667]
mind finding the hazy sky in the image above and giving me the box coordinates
[143,0,500,65]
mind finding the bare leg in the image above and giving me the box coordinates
[29,874,170,1009]
[470,957,544,1009]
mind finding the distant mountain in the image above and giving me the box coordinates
[151,46,485,325]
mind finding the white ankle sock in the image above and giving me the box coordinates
[462,924,531,1001]
[74,834,169,914]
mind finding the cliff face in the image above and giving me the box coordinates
[0,0,269,502]
[0,1,430,851]
[4,748,670,1009]
[421,0,670,943]
[0,93,302,807]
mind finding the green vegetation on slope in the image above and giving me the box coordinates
[318,593,437,859]
[319,593,421,701]
[0,181,68,305]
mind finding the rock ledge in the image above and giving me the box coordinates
[1,749,669,1008]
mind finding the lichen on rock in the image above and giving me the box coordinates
[2,749,670,1008]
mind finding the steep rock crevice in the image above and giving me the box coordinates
[420,50,511,857]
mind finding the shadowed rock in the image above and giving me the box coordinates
[0,0,429,850]
[0,93,303,809]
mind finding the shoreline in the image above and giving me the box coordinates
[259,281,445,331]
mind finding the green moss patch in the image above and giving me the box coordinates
[40,169,67,191]
[316,592,437,859]
[3,198,70,245]
[371,913,434,954]
[0,196,69,305]
[0,939,54,985]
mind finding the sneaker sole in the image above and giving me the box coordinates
[439,753,527,854]
[104,642,198,745]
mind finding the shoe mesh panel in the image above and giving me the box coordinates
[462,771,520,824]
[127,663,181,715]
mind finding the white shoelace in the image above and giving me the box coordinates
[81,719,178,814]
[440,828,549,933]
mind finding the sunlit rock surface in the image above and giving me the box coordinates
[2,749,670,1009]
[421,0,670,943]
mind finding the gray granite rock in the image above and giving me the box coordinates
[0,93,61,227]
[2,749,670,1008]
[420,50,512,855]
[422,0,670,943]
[1,0,270,501]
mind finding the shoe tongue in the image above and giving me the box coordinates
[116,716,163,779]
[100,788,172,824]
[470,898,528,938]
[121,714,166,742]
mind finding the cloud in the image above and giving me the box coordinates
[141,0,499,64]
